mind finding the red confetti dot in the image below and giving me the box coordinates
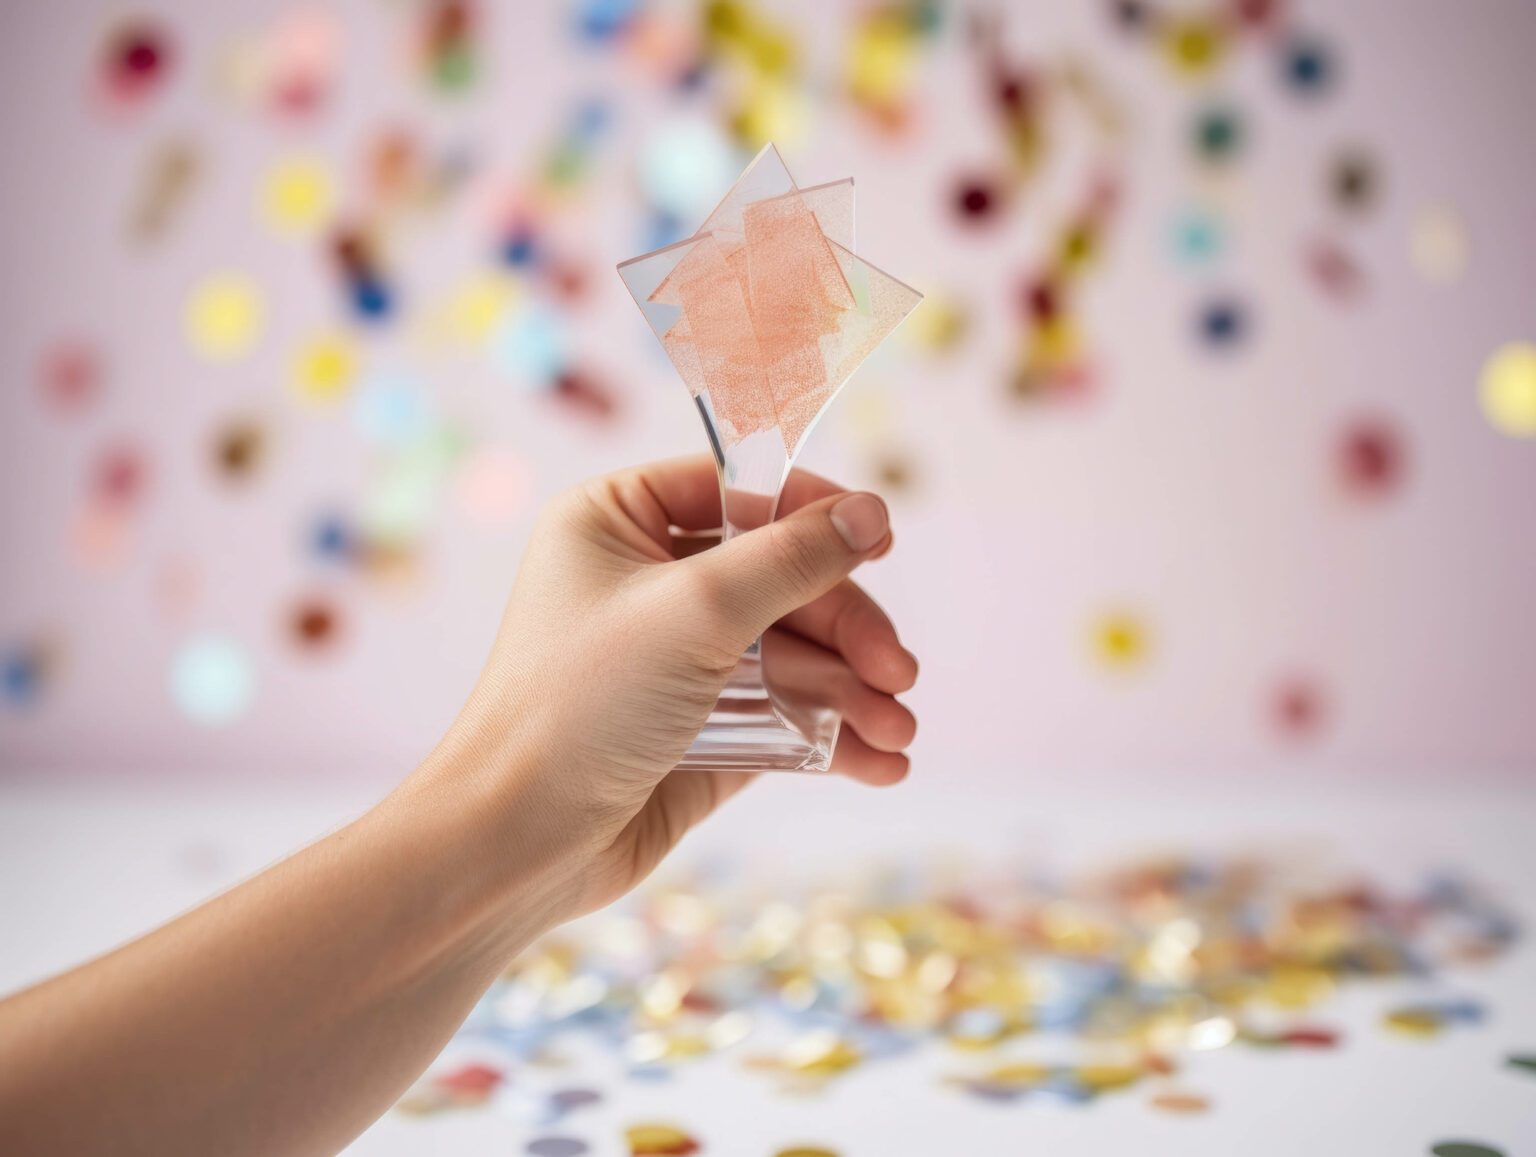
[92,443,148,509]
[953,175,1004,225]
[552,369,617,420]
[434,1062,503,1096]
[1338,418,1405,497]
[103,21,173,104]
[40,342,102,414]
[1272,676,1328,738]
[289,598,342,650]
[1281,1026,1340,1048]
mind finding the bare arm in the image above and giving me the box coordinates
[0,457,917,1157]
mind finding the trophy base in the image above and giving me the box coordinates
[677,650,840,773]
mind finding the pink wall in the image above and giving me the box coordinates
[1,0,1533,782]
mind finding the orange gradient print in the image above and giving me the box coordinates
[619,145,922,456]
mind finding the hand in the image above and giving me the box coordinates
[414,455,918,917]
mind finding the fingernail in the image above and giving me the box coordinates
[830,493,888,552]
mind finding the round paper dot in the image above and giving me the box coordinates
[40,341,103,414]
[186,274,264,361]
[445,273,518,343]
[1162,17,1224,79]
[103,20,173,104]
[526,1139,590,1157]
[92,442,150,509]
[1171,208,1224,265]
[1279,32,1336,97]
[291,333,358,405]
[1328,148,1380,214]
[952,174,1004,225]
[1092,611,1149,670]
[260,157,333,235]
[1337,417,1406,497]
[1272,676,1328,739]
[2,644,47,707]
[1192,102,1244,164]
[1479,343,1536,437]
[1196,295,1249,350]
[1409,205,1469,284]
[212,419,268,482]
[288,597,342,651]
[1430,1145,1504,1157]
[171,635,255,726]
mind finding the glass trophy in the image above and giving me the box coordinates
[618,144,922,772]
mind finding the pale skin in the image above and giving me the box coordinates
[0,456,917,1157]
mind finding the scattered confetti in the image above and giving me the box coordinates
[527,1139,590,1157]
[288,597,342,652]
[1197,295,1250,351]
[99,19,174,109]
[1149,1090,1211,1114]
[211,419,268,484]
[1278,31,1336,98]
[625,1123,701,1156]
[1478,343,1536,437]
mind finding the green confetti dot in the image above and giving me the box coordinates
[1431,1143,1504,1157]
[1506,1053,1536,1075]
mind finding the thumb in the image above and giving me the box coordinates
[685,492,890,644]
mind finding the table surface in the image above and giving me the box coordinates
[3,772,1534,1156]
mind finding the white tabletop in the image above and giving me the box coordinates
[2,772,1534,1156]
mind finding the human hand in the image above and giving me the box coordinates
[412,455,918,918]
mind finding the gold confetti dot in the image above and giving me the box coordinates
[1479,343,1536,437]
[1161,17,1224,79]
[260,157,333,235]
[291,332,358,405]
[1092,611,1149,670]
[1383,1007,1443,1037]
[624,1123,701,1156]
[185,274,263,361]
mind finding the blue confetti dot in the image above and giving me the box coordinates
[2,649,41,706]
[1197,296,1249,349]
[311,515,352,562]
[1281,33,1336,96]
[350,278,394,321]
[502,231,539,268]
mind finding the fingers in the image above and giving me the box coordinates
[778,581,918,695]
[685,491,890,646]
[762,628,916,754]
[616,455,853,532]
[833,730,910,786]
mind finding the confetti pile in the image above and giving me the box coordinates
[397,853,1520,1153]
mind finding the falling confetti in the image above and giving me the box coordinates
[625,1123,701,1156]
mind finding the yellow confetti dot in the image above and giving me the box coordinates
[185,274,263,361]
[1479,343,1536,437]
[1383,1007,1443,1037]
[291,333,358,405]
[1092,611,1149,670]
[447,273,519,343]
[260,157,333,235]
[1162,17,1224,79]
[1075,1063,1144,1091]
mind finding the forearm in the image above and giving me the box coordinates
[0,741,571,1157]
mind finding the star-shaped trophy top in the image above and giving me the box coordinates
[618,144,922,458]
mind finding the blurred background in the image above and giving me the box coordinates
[2,0,1535,784]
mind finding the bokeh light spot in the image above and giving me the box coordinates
[170,635,255,726]
[1479,343,1536,437]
